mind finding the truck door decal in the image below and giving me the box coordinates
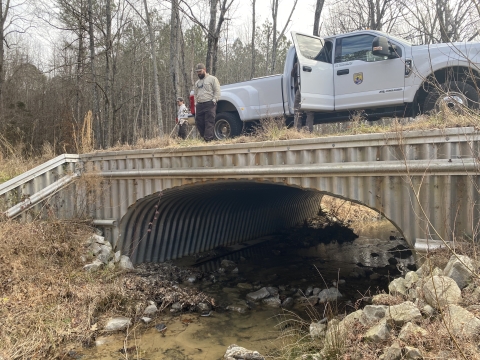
[353,73,363,85]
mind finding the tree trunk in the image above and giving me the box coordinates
[270,0,278,75]
[179,21,189,96]
[251,0,256,79]
[143,0,164,135]
[105,0,114,146]
[88,0,100,148]
[313,0,325,36]
[206,0,218,72]
[76,17,85,126]
[170,0,180,117]
[0,0,7,117]
[436,0,451,42]
[270,0,297,74]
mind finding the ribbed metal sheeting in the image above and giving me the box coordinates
[72,126,480,257]
[119,181,322,264]
[0,154,80,219]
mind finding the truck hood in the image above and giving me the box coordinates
[412,42,480,61]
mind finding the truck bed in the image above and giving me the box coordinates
[221,74,285,122]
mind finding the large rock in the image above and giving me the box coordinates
[380,342,402,360]
[83,259,104,272]
[90,242,102,256]
[364,319,391,342]
[262,297,281,307]
[197,302,212,313]
[360,305,388,326]
[416,260,442,278]
[246,287,271,302]
[97,244,112,264]
[118,255,134,270]
[404,271,419,288]
[404,346,423,359]
[385,301,422,326]
[104,317,131,331]
[309,322,327,339]
[281,297,294,309]
[423,276,461,309]
[444,304,480,338]
[87,234,106,246]
[389,278,407,296]
[318,288,342,303]
[266,287,279,296]
[143,304,157,315]
[398,322,428,340]
[443,255,477,289]
[224,344,264,360]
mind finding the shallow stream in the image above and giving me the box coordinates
[82,220,415,359]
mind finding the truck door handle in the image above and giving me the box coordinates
[302,66,312,72]
[337,69,349,75]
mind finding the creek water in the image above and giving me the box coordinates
[81,220,415,360]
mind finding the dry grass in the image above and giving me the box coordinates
[0,143,56,184]
[320,195,380,228]
[0,220,131,359]
[95,111,480,154]
[0,219,214,360]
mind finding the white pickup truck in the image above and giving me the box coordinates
[210,30,480,139]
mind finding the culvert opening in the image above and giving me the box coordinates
[119,181,324,264]
[119,181,415,317]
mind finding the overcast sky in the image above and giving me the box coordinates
[13,0,322,69]
[235,0,318,38]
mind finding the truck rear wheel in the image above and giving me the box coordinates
[424,81,479,114]
[214,112,242,140]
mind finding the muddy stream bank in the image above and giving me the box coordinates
[81,219,415,360]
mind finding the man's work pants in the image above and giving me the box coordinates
[196,101,216,141]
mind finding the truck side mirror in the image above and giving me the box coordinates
[372,36,401,59]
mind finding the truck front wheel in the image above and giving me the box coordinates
[424,81,479,114]
[214,112,242,140]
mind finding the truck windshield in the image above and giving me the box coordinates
[295,34,331,63]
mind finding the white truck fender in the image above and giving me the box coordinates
[220,85,261,122]
[406,44,480,103]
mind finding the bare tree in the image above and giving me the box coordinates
[142,0,164,135]
[400,0,476,44]
[87,0,100,147]
[313,0,325,36]
[0,0,9,112]
[170,0,180,106]
[325,0,402,35]
[105,0,114,146]
[250,0,255,79]
[270,0,297,74]
[207,0,234,75]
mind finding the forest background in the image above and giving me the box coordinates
[0,0,479,154]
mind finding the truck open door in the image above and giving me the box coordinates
[291,32,334,111]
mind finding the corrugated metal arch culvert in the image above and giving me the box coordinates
[118,181,324,264]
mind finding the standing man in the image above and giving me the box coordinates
[291,60,314,133]
[176,97,189,139]
[194,63,221,142]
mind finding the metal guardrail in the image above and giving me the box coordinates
[0,154,80,219]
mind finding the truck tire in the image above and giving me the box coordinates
[424,81,479,114]
[214,112,242,140]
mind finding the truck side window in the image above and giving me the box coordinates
[335,35,386,63]
[295,34,332,64]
